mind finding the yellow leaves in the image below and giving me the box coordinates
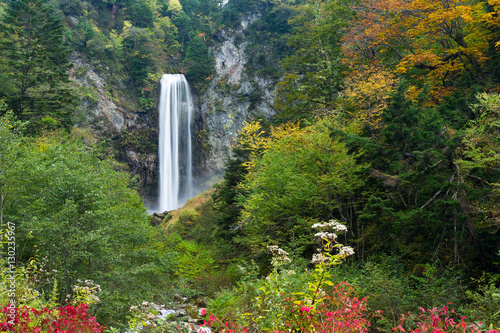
[238,121,270,171]
[270,122,302,142]
[404,85,420,102]
[238,121,269,152]
[238,121,322,171]
[122,20,132,33]
[35,136,50,153]
[345,0,491,100]
[486,0,500,23]
[167,0,183,16]
[341,65,397,132]
[396,60,410,74]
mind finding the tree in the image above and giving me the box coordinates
[0,0,76,130]
[0,127,174,327]
[339,65,398,136]
[457,92,500,230]
[342,0,491,99]
[182,35,214,91]
[275,0,354,121]
[353,84,496,268]
[238,119,365,258]
[0,105,26,260]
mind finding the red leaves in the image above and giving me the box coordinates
[198,282,498,333]
[392,305,500,333]
[1,304,105,332]
[199,282,370,333]
[280,282,370,333]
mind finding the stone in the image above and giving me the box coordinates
[196,297,207,307]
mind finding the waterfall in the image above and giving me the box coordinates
[158,74,194,212]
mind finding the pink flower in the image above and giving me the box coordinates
[200,308,207,316]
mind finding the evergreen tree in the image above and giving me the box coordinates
[0,0,76,131]
[182,35,214,90]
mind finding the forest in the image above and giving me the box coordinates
[0,0,500,332]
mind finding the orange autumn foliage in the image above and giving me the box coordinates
[342,0,493,100]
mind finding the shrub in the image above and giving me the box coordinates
[393,305,500,333]
[204,220,369,333]
[0,304,105,332]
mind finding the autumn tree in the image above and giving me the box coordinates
[343,0,492,99]
[0,0,76,130]
[339,65,398,136]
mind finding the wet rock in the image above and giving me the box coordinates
[150,216,162,227]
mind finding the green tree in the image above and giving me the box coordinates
[238,119,365,258]
[182,35,214,91]
[0,128,174,327]
[353,84,493,269]
[0,105,26,260]
[275,0,353,121]
[0,0,76,131]
[456,92,500,254]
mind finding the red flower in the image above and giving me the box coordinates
[300,306,312,313]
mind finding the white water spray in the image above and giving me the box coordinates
[158,74,194,212]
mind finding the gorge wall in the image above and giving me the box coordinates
[197,14,277,174]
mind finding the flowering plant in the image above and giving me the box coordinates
[282,281,370,333]
[393,305,500,333]
[0,303,105,332]
[203,220,366,333]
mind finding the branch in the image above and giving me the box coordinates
[420,189,443,210]
[420,160,442,174]
[466,174,493,187]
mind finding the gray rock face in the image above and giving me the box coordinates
[70,53,132,132]
[71,53,159,206]
[199,14,277,173]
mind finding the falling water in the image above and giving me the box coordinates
[158,74,194,212]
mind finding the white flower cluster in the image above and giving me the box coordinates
[311,253,330,264]
[267,245,291,265]
[310,219,355,264]
[338,246,355,257]
[75,279,102,293]
[73,279,102,304]
[311,219,348,232]
[267,245,288,256]
[314,231,337,241]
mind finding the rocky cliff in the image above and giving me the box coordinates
[197,14,277,174]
